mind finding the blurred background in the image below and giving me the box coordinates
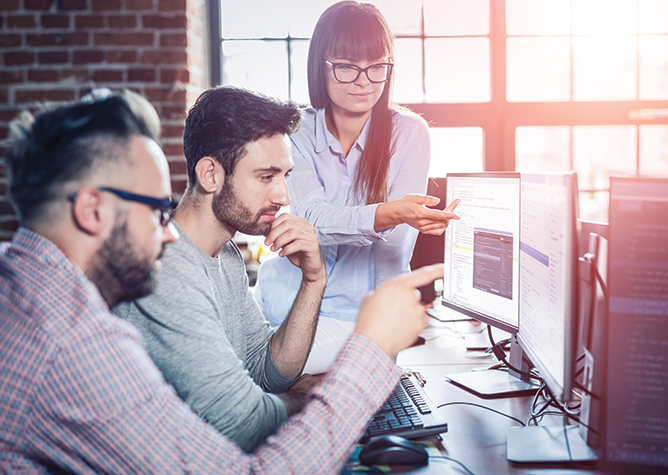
[1,0,667,239]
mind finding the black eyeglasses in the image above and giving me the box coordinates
[325,60,394,84]
[68,187,178,227]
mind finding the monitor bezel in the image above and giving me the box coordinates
[441,172,522,335]
[515,171,580,403]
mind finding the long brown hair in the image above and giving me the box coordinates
[307,1,396,204]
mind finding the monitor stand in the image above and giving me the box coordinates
[445,336,539,399]
[507,426,597,462]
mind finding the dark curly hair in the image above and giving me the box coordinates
[182,85,302,187]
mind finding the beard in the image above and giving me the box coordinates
[90,216,163,308]
[212,179,280,236]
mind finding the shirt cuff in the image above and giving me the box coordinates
[359,203,394,240]
[321,333,401,411]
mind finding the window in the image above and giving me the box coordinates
[215,0,668,221]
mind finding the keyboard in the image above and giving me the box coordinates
[361,374,448,442]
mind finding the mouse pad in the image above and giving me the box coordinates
[342,441,439,473]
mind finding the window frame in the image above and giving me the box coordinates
[211,0,668,178]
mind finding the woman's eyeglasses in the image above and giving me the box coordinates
[325,60,394,84]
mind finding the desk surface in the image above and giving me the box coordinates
[346,317,619,475]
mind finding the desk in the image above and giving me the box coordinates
[345,318,616,475]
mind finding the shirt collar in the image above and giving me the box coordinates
[10,227,96,290]
[314,107,373,156]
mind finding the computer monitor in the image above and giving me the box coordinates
[505,172,597,464]
[442,172,536,398]
[605,176,668,470]
[441,172,521,334]
[516,172,580,403]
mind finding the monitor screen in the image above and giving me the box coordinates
[517,173,579,403]
[606,177,668,468]
[442,173,521,334]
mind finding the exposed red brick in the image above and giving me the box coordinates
[0,0,20,11]
[15,89,76,103]
[73,49,104,64]
[24,0,54,10]
[162,141,185,155]
[160,68,190,84]
[141,50,186,65]
[0,34,22,48]
[158,0,186,12]
[1,220,19,232]
[126,0,154,10]
[94,32,153,46]
[0,109,22,121]
[128,68,156,82]
[91,0,122,11]
[170,178,187,194]
[28,69,59,82]
[0,164,6,178]
[168,159,187,175]
[75,15,105,28]
[0,71,23,85]
[142,14,186,29]
[38,51,68,64]
[4,51,35,66]
[0,201,15,214]
[160,33,186,48]
[92,69,124,82]
[145,87,186,103]
[161,124,185,138]
[41,14,70,28]
[107,50,137,63]
[27,32,89,47]
[7,15,37,28]
[61,68,91,81]
[58,0,86,10]
[0,90,8,103]
[0,126,8,140]
[108,15,137,28]
[0,183,5,195]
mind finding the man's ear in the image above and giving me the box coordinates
[195,157,224,194]
[70,187,107,236]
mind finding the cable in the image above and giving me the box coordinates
[563,413,573,461]
[486,326,542,383]
[430,455,477,475]
[436,401,525,426]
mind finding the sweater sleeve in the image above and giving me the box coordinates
[112,243,290,453]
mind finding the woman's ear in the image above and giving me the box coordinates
[195,157,224,194]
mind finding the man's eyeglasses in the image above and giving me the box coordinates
[325,60,394,84]
[68,187,178,227]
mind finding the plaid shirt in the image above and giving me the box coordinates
[0,228,401,474]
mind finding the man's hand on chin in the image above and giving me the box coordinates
[263,213,326,286]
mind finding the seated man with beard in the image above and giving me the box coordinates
[0,88,443,473]
[113,86,326,452]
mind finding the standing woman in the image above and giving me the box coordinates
[256,1,458,374]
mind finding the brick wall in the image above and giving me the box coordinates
[0,0,208,240]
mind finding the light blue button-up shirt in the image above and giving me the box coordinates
[256,107,431,323]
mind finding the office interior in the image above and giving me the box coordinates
[1,1,668,474]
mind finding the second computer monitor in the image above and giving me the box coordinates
[442,172,521,334]
[517,172,579,403]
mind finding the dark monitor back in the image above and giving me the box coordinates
[605,176,668,469]
[410,177,446,304]
[578,219,609,259]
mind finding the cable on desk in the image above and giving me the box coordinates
[436,401,525,427]
[429,455,477,475]
[487,326,543,383]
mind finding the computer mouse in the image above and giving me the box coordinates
[358,435,429,466]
